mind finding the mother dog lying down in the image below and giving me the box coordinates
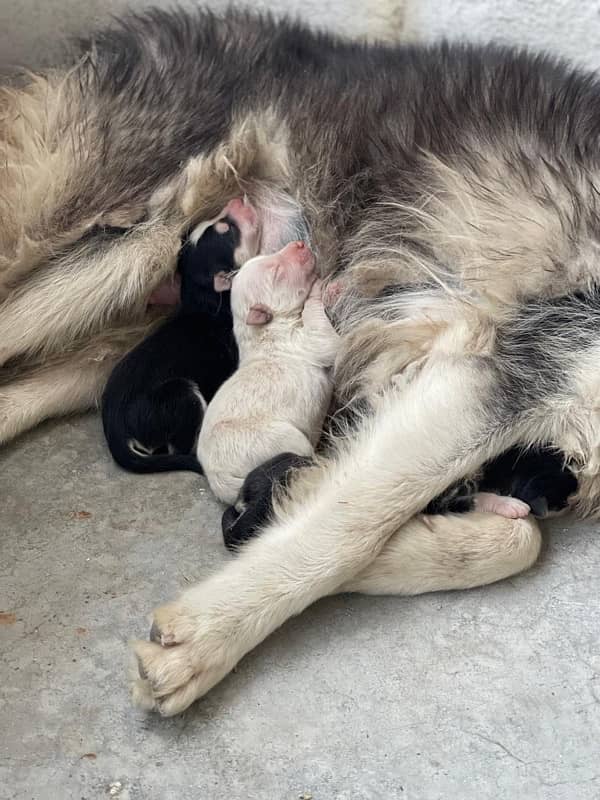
[2,7,600,714]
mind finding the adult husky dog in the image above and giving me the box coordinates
[2,8,600,715]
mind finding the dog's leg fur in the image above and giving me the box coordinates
[0,359,111,445]
[340,512,542,595]
[0,318,162,444]
[132,354,550,715]
[138,274,600,714]
[0,74,93,292]
[0,72,151,298]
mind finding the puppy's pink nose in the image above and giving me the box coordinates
[279,240,315,270]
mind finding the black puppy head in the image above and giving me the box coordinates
[222,453,313,551]
[178,218,240,314]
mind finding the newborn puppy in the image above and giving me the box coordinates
[222,453,312,550]
[222,445,577,550]
[197,241,339,503]
[422,446,577,517]
[102,198,259,474]
[477,446,577,517]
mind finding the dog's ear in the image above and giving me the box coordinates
[213,271,232,292]
[246,303,273,326]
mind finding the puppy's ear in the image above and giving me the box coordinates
[213,271,232,292]
[246,304,273,326]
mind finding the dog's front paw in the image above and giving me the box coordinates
[131,597,241,716]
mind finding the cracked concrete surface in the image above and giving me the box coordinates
[1,413,599,800]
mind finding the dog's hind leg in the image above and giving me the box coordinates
[0,72,190,368]
[0,317,162,445]
[132,354,552,715]
[0,359,108,446]
[340,512,542,596]
[0,76,178,370]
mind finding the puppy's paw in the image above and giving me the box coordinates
[474,492,531,519]
[322,280,344,308]
[306,278,323,302]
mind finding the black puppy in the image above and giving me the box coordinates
[102,219,240,474]
[222,453,312,550]
[426,446,577,516]
[222,446,577,550]
[477,447,578,518]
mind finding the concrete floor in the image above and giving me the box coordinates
[1,413,599,800]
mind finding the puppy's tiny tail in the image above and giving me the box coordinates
[131,451,204,475]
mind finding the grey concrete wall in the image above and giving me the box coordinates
[0,0,406,70]
[2,0,600,72]
[404,0,600,72]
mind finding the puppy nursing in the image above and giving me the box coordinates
[221,443,577,551]
[198,241,339,504]
[101,198,259,474]
[101,198,339,497]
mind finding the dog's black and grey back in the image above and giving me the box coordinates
[23,8,600,293]
[6,9,600,362]
[101,222,239,475]
[84,14,600,260]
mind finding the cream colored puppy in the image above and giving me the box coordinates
[197,241,339,504]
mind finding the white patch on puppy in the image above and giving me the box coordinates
[189,196,260,265]
[197,240,339,503]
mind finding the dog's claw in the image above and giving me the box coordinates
[149,619,177,647]
[137,656,148,679]
[149,621,162,644]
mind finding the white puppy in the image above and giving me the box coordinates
[197,240,339,503]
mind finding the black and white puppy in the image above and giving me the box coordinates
[102,198,260,475]
[424,446,577,517]
[223,446,577,550]
[477,447,578,518]
[222,453,312,550]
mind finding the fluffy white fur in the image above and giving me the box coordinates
[132,354,541,715]
[197,241,339,503]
